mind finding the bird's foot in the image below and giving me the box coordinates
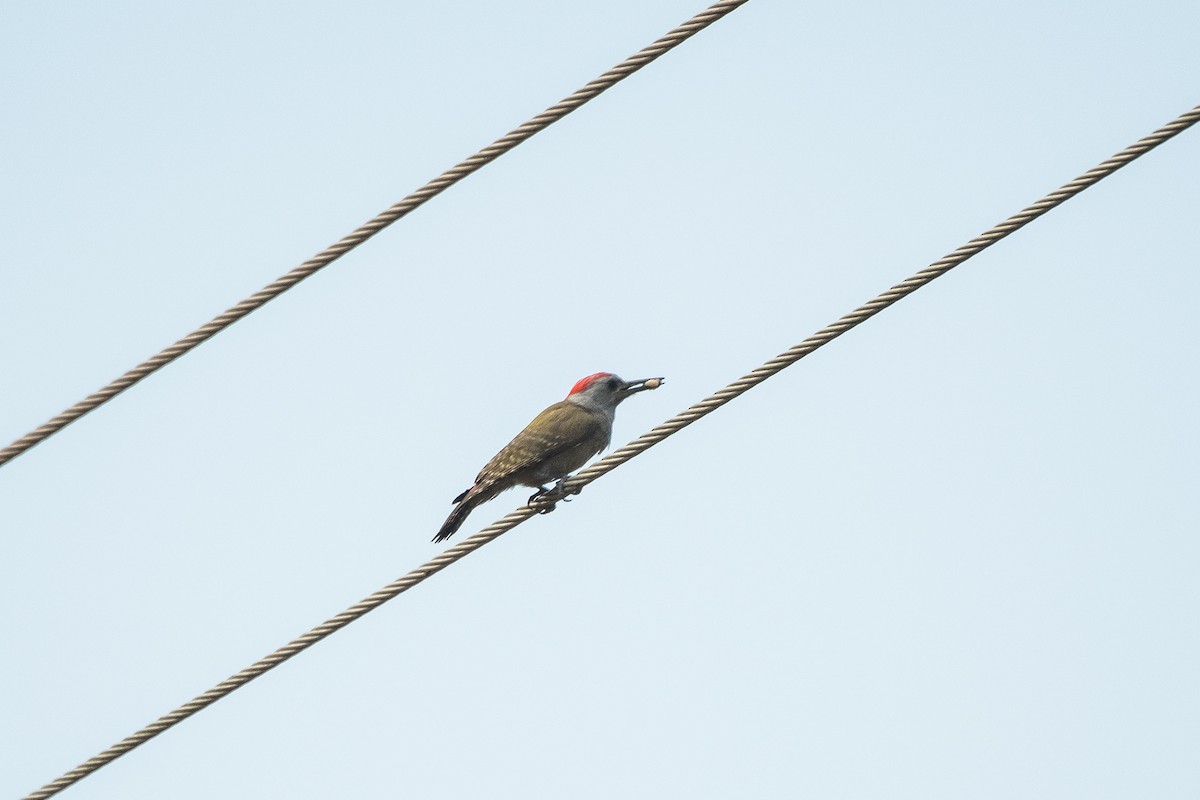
[528,478,580,514]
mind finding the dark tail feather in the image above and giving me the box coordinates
[434,489,477,543]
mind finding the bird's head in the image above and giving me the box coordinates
[566,373,664,411]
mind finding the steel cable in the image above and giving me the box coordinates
[0,0,751,470]
[24,102,1200,800]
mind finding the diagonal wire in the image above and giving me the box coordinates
[24,102,1200,800]
[0,0,751,471]
[565,104,1200,487]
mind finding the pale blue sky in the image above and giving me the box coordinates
[3,1,1199,798]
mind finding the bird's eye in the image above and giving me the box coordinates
[607,378,620,391]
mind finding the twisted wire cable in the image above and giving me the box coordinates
[0,0,751,470]
[24,102,1199,800]
[566,102,1200,489]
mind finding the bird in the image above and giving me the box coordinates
[433,372,663,542]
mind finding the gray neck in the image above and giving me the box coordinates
[566,392,619,423]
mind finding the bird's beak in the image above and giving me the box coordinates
[621,377,665,395]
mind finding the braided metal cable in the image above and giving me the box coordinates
[566,102,1200,490]
[0,0,750,470]
[24,103,1199,800]
[22,512,533,800]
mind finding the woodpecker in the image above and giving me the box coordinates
[433,372,663,543]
